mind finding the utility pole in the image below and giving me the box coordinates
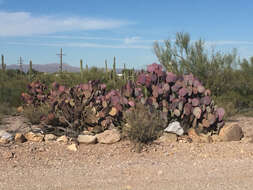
[56,48,66,73]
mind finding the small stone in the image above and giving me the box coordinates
[14,133,26,143]
[0,130,14,142]
[24,132,44,142]
[164,121,184,136]
[82,131,93,135]
[67,144,78,152]
[188,128,212,143]
[241,136,253,143]
[77,135,97,144]
[56,135,68,143]
[188,128,201,143]
[155,133,177,144]
[45,134,57,142]
[0,138,9,144]
[96,129,121,144]
[219,123,244,142]
[17,106,24,113]
[3,151,15,159]
[199,134,213,143]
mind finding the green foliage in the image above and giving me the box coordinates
[23,104,50,125]
[0,102,16,115]
[0,63,131,110]
[123,103,165,144]
[0,70,29,107]
[154,32,253,117]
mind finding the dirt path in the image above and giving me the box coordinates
[0,116,253,190]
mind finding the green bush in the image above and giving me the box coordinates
[123,103,165,145]
[23,104,50,125]
[154,32,253,117]
[0,70,29,107]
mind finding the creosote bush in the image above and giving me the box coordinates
[123,103,165,144]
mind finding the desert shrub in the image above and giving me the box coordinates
[154,32,253,117]
[0,102,17,116]
[23,104,50,125]
[123,103,165,144]
[0,70,29,107]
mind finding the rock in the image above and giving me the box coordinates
[24,132,44,142]
[188,128,201,143]
[96,129,121,144]
[164,121,184,136]
[67,144,78,152]
[0,138,9,144]
[82,131,93,135]
[155,133,177,144]
[188,128,212,143]
[211,135,222,142]
[14,133,26,143]
[92,125,103,134]
[199,134,213,143]
[241,136,253,143]
[0,130,14,143]
[17,106,24,113]
[44,134,57,142]
[56,135,68,143]
[30,125,44,133]
[77,135,97,144]
[219,123,244,142]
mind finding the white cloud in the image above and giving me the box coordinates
[7,41,151,49]
[0,11,129,36]
[39,35,123,41]
[38,35,161,43]
[124,36,141,44]
[206,40,253,46]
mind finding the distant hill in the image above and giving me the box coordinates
[6,63,134,74]
[6,63,80,73]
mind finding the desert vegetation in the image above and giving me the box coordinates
[0,32,253,145]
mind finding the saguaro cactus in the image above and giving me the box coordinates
[29,60,33,72]
[1,54,6,72]
[29,60,33,80]
[123,63,127,81]
[105,59,108,73]
[80,59,83,78]
[113,56,117,82]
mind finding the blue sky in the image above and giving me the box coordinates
[0,0,253,69]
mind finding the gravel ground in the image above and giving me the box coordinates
[0,116,253,190]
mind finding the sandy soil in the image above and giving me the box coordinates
[0,116,253,190]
